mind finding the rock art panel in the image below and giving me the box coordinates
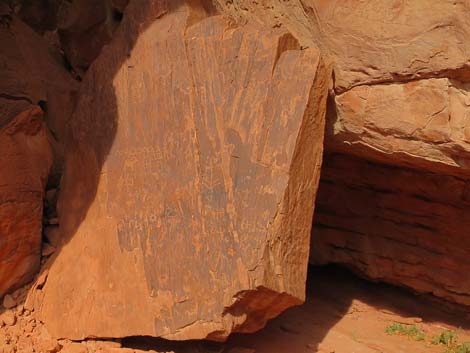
[38,2,328,341]
[0,106,53,296]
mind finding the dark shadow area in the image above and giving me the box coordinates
[121,264,470,352]
[8,0,217,317]
[311,151,470,310]
[35,1,217,274]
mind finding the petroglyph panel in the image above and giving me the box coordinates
[39,4,328,341]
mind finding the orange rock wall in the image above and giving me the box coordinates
[312,153,470,307]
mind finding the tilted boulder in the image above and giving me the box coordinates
[38,0,329,341]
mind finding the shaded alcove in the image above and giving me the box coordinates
[310,152,470,309]
[121,264,470,352]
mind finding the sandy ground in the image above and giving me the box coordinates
[124,266,470,353]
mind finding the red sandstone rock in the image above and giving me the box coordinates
[215,0,470,91]
[214,0,470,306]
[56,0,128,76]
[311,153,470,306]
[0,8,76,296]
[328,78,470,176]
[304,0,470,92]
[2,295,15,310]
[0,106,53,297]
[38,1,328,341]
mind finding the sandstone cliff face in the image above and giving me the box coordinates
[37,1,329,340]
[303,1,470,307]
[212,0,470,307]
[214,0,470,90]
[1,0,470,346]
[311,153,470,307]
[328,78,470,176]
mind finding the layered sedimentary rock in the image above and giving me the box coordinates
[38,1,328,340]
[311,153,470,307]
[301,0,470,91]
[328,78,470,176]
[268,0,470,305]
[214,0,470,89]
[0,8,75,295]
[0,106,53,296]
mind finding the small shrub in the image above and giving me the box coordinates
[431,330,470,353]
[432,330,459,347]
[385,323,425,341]
[456,342,470,353]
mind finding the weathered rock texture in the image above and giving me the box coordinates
[55,0,129,76]
[38,1,328,340]
[328,78,470,176]
[0,106,53,296]
[1,0,469,346]
[16,0,129,77]
[311,153,470,307]
[214,0,470,91]
[212,0,470,306]
[301,0,470,306]
[0,8,75,296]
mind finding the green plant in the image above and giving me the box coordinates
[432,330,459,347]
[456,342,470,353]
[385,323,425,341]
[431,330,470,353]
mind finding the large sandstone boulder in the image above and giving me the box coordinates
[38,1,329,341]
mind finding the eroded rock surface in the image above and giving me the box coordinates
[0,106,53,296]
[0,8,74,296]
[56,0,129,76]
[328,78,470,176]
[214,0,470,91]
[311,153,470,307]
[38,1,328,341]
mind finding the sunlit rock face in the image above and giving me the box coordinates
[38,1,329,340]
